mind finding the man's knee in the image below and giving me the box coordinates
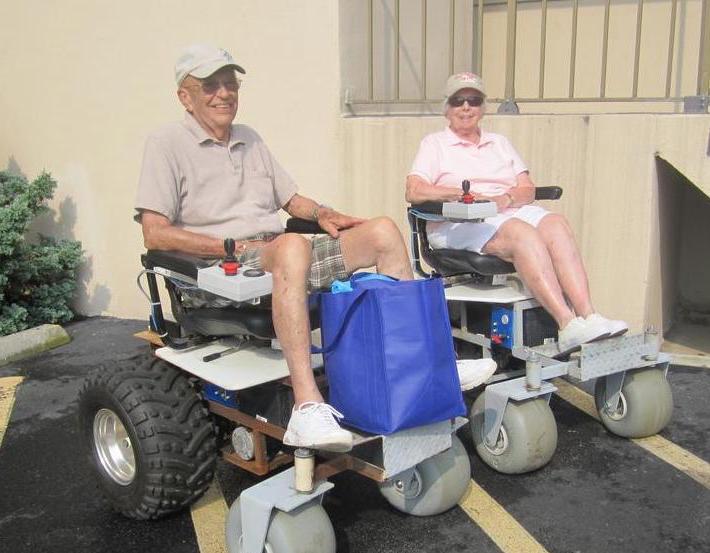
[540,212,572,234]
[363,216,403,253]
[268,233,312,271]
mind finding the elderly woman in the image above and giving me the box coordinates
[406,72,627,355]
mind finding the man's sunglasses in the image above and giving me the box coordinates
[448,95,484,107]
[186,78,241,95]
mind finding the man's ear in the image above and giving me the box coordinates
[177,87,193,113]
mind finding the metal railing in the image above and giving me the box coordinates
[344,0,710,113]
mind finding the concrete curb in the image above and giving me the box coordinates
[0,324,71,367]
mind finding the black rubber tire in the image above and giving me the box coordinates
[470,393,557,474]
[78,356,217,519]
[594,367,673,438]
[379,435,471,516]
[226,497,336,553]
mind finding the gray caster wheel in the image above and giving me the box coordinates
[379,435,470,516]
[470,393,557,474]
[594,367,673,438]
[226,497,336,553]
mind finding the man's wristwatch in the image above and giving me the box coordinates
[312,204,331,221]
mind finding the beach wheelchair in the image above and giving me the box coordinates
[408,186,674,474]
[77,219,471,553]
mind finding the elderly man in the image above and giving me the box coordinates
[135,44,414,452]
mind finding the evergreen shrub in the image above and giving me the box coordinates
[0,171,82,336]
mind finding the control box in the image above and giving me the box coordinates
[491,306,514,349]
[442,201,497,221]
[197,265,273,302]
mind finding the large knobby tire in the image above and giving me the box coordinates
[378,435,471,516]
[226,497,336,553]
[470,393,557,474]
[594,367,673,438]
[78,357,218,519]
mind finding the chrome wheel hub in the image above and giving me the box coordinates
[93,408,136,485]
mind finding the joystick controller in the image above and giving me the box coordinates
[222,238,239,276]
[461,180,474,204]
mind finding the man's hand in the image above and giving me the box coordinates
[317,207,365,238]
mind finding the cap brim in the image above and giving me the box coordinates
[190,61,246,79]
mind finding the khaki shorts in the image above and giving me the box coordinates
[238,233,350,291]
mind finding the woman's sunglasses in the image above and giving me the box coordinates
[448,95,484,107]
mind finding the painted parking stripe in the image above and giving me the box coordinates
[191,479,228,553]
[552,378,710,490]
[0,376,24,448]
[459,480,550,553]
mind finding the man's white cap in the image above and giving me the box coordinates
[444,72,486,98]
[174,43,246,85]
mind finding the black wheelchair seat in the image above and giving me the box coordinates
[408,186,562,279]
[423,247,515,277]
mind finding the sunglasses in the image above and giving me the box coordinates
[186,77,241,96]
[448,95,484,107]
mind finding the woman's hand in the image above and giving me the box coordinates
[478,194,513,211]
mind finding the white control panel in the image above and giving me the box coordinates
[442,201,498,220]
[197,265,273,302]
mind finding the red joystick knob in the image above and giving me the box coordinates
[491,334,503,345]
[461,179,474,204]
[222,238,240,276]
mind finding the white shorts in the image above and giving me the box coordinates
[427,205,551,254]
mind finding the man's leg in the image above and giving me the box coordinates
[338,216,414,280]
[259,234,352,451]
[259,234,321,405]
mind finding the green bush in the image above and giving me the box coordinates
[0,171,83,336]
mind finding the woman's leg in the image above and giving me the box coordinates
[482,219,575,329]
[536,213,594,318]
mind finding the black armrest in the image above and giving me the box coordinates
[409,202,444,214]
[535,186,563,200]
[142,250,216,280]
[285,218,326,234]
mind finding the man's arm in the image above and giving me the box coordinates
[140,210,235,257]
[283,193,364,239]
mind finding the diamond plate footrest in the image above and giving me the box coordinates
[570,334,670,381]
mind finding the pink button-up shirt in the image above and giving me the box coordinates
[409,127,528,197]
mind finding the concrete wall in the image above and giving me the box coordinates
[0,0,341,318]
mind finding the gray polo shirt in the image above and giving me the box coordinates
[135,113,297,240]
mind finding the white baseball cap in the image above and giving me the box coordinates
[174,43,245,85]
[444,72,486,98]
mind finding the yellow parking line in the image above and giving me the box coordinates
[552,378,710,490]
[191,478,229,553]
[459,480,550,553]
[0,376,24,448]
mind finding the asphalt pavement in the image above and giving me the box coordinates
[0,317,708,553]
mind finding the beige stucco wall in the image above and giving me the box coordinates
[0,0,342,319]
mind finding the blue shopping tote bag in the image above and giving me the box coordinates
[314,273,465,435]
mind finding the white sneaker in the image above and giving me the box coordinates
[557,316,610,356]
[456,358,497,391]
[586,313,629,338]
[283,402,353,453]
